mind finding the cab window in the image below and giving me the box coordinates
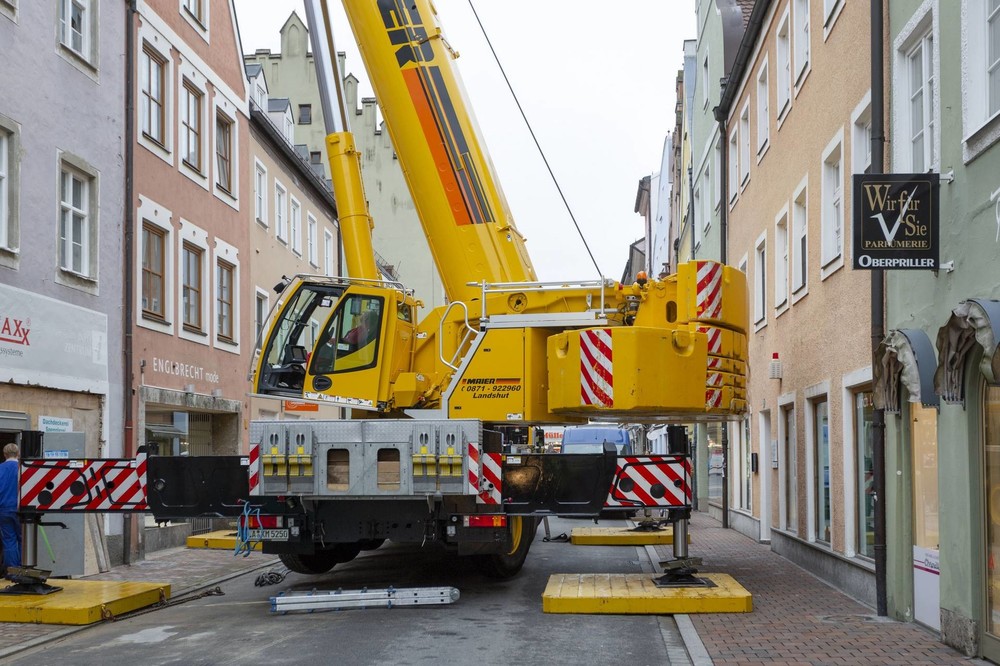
[310,295,384,375]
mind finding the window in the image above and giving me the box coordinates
[215,113,233,193]
[59,167,89,276]
[693,186,702,248]
[181,82,202,171]
[852,94,873,174]
[728,129,739,201]
[142,223,166,320]
[275,182,288,243]
[741,417,752,511]
[777,10,792,116]
[814,398,831,544]
[775,210,789,308]
[713,138,723,208]
[324,230,334,276]
[757,60,770,154]
[702,52,710,108]
[823,0,841,25]
[308,215,318,266]
[754,235,766,325]
[706,423,723,502]
[255,290,269,342]
[283,112,294,143]
[0,132,7,250]
[967,0,1000,142]
[299,104,312,124]
[854,390,875,558]
[739,103,750,185]
[310,151,322,166]
[58,0,91,60]
[821,140,843,267]
[182,243,203,331]
[911,403,939,577]
[290,197,302,255]
[793,184,808,292]
[141,46,166,145]
[794,0,811,83]
[182,0,202,23]
[217,261,234,341]
[702,169,712,232]
[254,162,267,224]
[906,32,935,172]
[783,405,797,531]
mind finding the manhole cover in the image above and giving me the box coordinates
[819,614,893,624]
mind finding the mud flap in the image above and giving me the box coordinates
[500,443,618,516]
[146,456,249,519]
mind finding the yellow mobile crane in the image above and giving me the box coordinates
[17,0,749,583]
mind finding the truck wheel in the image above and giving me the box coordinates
[278,543,362,575]
[473,516,536,579]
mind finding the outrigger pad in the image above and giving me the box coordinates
[146,455,249,519]
[501,443,618,516]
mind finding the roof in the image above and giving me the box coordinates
[717,0,772,118]
[267,97,291,113]
[245,62,262,79]
[735,0,756,28]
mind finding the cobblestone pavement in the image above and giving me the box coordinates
[0,546,276,657]
[657,511,986,665]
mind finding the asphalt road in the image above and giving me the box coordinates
[13,517,690,666]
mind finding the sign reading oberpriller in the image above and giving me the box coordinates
[853,173,940,270]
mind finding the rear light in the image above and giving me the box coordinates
[464,515,507,528]
[239,514,281,529]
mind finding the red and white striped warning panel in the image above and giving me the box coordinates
[20,455,149,512]
[605,456,691,509]
[580,328,613,408]
[467,442,502,505]
[695,261,723,321]
[248,442,261,496]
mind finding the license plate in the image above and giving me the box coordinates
[248,528,289,541]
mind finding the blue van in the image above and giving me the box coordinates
[560,426,633,455]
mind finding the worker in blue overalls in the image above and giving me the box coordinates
[0,443,21,577]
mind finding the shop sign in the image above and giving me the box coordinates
[852,173,940,270]
[284,400,319,412]
[38,415,73,433]
[150,357,221,384]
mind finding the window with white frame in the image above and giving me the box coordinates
[58,0,92,61]
[216,261,235,342]
[308,214,318,266]
[254,161,267,225]
[823,0,841,25]
[754,234,766,325]
[714,138,723,208]
[728,129,739,201]
[215,112,233,193]
[702,168,712,232]
[793,183,808,292]
[813,397,831,543]
[794,0,811,83]
[182,0,203,23]
[693,186,702,247]
[775,209,789,308]
[58,166,91,276]
[967,0,1000,137]
[254,289,268,342]
[324,230,334,276]
[739,103,750,184]
[905,31,936,172]
[702,51,710,108]
[181,81,203,172]
[783,405,797,531]
[181,242,203,332]
[142,222,167,320]
[757,60,770,154]
[852,95,873,174]
[0,131,8,250]
[777,9,792,116]
[141,45,166,145]
[290,197,302,255]
[854,389,875,558]
[821,139,843,267]
[275,182,288,243]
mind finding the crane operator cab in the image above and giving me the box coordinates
[250,278,416,412]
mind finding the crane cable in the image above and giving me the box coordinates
[465,0,603,280]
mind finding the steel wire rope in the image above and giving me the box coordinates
[465,0,603,279]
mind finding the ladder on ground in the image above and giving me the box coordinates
[270,586,460,613]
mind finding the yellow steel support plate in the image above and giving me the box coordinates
[186,530,259,551]
[570,527,691,546]
[542,573,751,614]
[0,579,170,625]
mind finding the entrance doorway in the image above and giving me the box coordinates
[910,403,939,630]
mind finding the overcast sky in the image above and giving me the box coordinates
[233,0,694,282]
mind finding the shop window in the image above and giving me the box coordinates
[706,423,723,502]
[814,398,831,544]
[855,390,875,557]
[984,386,1000,637]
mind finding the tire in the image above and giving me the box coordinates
[278,543,363,575]
[473,516,537,579]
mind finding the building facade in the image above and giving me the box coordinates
[719,0,876,604]
[0,0,127,572]
[244,13,444,314]
[130,0,251,552]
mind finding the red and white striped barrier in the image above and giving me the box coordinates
[20,454,149,512]
[605,456,691,509]
[248,442,261,496]
[467,442,502,505]
[580,328,614,408]
[696,261,723,320]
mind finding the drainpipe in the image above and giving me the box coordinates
[714,83,730,530]
[122,0,137,566]
[870,0,888,617]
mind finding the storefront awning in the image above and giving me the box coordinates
[934,299,1000,404]
[874,329,939,413]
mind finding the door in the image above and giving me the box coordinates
[911,403,939,629]
[983,386,1000,652]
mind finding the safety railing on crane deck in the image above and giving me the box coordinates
[467,278,619,323]
[438,301,480,371]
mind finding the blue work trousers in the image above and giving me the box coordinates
[0,513,21,570]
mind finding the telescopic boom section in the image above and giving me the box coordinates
[338,0,538,303]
